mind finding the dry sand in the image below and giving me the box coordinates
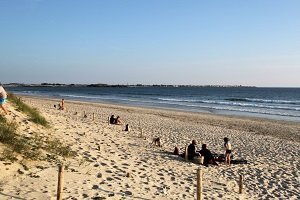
[0,96,299,200]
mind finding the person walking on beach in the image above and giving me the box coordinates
[224,137,232,165]
[0,83,8,115]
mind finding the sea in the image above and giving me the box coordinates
[6,86,300,122]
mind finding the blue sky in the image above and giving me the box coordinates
[0,0,299,86]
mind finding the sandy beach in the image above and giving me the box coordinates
[0,96,299,200]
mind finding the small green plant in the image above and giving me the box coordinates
[0,148,18,162]
[45,138,77,158]
[23,149,42,160]
[12,137,31,153]
[8,93,49,127]
[0,118,42,160]
[0,114,6,123]
[0,120,17,145]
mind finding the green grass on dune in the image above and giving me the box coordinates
[8,93,49,127]
[0,115,40,161]
[0,114,76,161]
[0,94,76,162]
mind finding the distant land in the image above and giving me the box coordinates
[4,83,256,88]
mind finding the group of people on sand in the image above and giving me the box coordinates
[109,115,130,131]
[54,99,65,110]
[109,115,122,125]
[176,137,232,166]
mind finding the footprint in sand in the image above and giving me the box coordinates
[139,175,146,179]
[92,185,99,189]
[226,180,237,192]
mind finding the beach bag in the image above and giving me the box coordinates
[231,159,248,164]
[212,153,233,162]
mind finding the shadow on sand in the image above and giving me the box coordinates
[0,192,26,200]
[92,187,152,200]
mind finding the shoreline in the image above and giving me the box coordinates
[20,94,300,123]
[20,94,300,143]
[8,86,300,123]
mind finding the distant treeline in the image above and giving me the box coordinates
[4,83,256,88]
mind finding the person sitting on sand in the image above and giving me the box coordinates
[173,146,180,155]
[125,124,130,131]
[0,83,8,115]
[199,144,218,166]
[187,140,200,160]
[58,99,65,110]
[152,137,162,147]
[115,116,122,125]
[109,115,116,124]
[224,137,232,165]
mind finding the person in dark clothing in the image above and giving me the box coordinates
[199,144,218,166]
[109,115,116,124]
[187,140,200,160]
[125,124,130,131]
[173,146,180,155]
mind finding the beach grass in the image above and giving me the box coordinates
[0,113,76,161]
[45,138,77,158]
[8,93,49,127]
[0,115,39,161]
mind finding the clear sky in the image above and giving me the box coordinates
[0,0,299,87]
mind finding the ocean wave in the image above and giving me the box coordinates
[158,97,213,103]
[157,98,300,111]
[150,101,300,117]
[209,101,300,111]
[226,98,300,105]
[159,97,300,106]
[60,94,102,99]
[173,103,300,118]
